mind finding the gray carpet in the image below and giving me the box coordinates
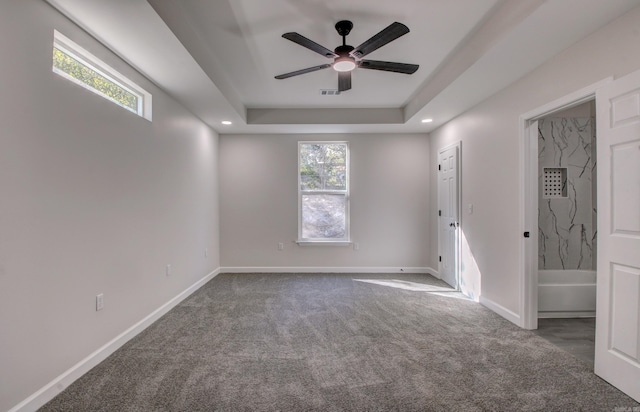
[41,273,639,411]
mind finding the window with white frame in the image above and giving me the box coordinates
[52,30,152,120]
[298,142,349,242]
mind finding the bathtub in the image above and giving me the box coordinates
[538,270,596,318]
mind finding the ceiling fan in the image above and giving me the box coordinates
[275,20,419,92]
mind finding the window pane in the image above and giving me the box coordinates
[300,144,322,190]
[300,143,347,190]
[300,162,322,190]
[53,47,139,113]
[301,194,346,239]
[323,163,346,190]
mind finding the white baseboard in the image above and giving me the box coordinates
[9,268,220,412]
[426,267,440,279]
[220,266,430,274]
[538,311,595,319]
[480,295,521,327]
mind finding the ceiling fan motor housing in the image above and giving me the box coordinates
[335,20,353,37]
[335,45,354,57]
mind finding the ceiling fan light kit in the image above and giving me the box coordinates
[276,20,418,92]
[333,57,356,72]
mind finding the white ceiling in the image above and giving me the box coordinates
[46,0,640,134]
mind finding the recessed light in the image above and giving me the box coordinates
[421,118,433,123]
[221,121,232,125]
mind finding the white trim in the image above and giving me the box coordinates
[538,311,595,319]
[519,119,540,330]
[518,77,612,330]
[220,266,431,274]
[479,295,521,326]
[295,241,351,246]
[9,268,220,412]
[426,267,440,279]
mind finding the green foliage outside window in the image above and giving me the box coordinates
[299,142,348,240]
[53,47,138,112]
[300,143,347,191]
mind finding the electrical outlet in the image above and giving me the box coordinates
[166,264,172,276]
[277,242,284,251]
[96,294,104,311]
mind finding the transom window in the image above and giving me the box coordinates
[52,30,152,120]
[298,142,350,243]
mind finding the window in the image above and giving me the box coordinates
[298,142,349,243]
[52,30,152,120]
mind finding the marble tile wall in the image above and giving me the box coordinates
[538,117,596,270]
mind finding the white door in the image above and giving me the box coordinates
[438,145,459,289]
[594,69,640,402]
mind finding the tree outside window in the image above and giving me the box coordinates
[298,142,349,241]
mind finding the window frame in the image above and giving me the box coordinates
[52,30,152,121]
[297,141,350,245]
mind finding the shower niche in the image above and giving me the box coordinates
[543,167,567,199]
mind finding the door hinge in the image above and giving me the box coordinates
[439,256,442,262]
[438,210,442,216]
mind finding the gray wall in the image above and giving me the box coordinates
[219,133,431,270]
[429,6,640,318]
[0,1,220,410]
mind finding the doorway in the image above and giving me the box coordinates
[536,101,597,319]
[520,79,610,331]
[532,101,598,366]
[438,142,460,290]
[521,95,600,378]
[523,72,640,402]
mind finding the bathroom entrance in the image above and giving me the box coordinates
[519,77,609,331]
[533,100,598,368]
[521,73,640,402]
[536,101,597,319]
[522,97,597,329]
[529,100,598,371]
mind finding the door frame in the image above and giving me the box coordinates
[519,77,612,330]
[438,141,462,290]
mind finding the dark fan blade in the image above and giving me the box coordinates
[338,71,351,92]
[282,32,338,58]
[350,22,409,59]
[275,64,332,79]
[358,60,419,74]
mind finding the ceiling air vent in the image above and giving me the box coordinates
[320,89,341,96]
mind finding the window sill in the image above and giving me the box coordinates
[296,241,351,246]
